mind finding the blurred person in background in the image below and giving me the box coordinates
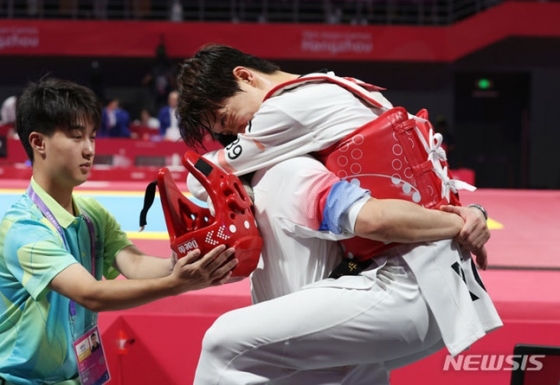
[0,95,17,138]
[99,98,131,138]
[157,90,181,141]
[142,39,176,112]
[0,95,17,126]
[131,108,161,140]
[135,108,160,130]
[89,60,106,103]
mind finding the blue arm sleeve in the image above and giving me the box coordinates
[318,181,370,234]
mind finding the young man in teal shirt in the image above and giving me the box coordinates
[0,77,238,385]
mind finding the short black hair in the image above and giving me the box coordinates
[16,77,101,162]
[176,44,280,149]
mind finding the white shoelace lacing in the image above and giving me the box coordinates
[415,125,476,200]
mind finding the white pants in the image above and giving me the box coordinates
[193,257,445,385]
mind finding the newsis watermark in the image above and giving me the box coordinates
[443,354,545,371]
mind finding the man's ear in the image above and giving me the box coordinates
[232,67,254,85]
[29,132,46,156]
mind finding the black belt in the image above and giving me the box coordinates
[328,257,375,279]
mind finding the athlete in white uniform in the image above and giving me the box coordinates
[175,45,502,384]
[176,44,487,264]
[193,155,501,385]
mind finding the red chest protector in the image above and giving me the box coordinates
[267,74,476,261]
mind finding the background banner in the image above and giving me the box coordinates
[0,2,559,61]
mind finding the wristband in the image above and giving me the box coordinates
[467,203,488,220]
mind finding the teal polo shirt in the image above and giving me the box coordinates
[0,178,133,384]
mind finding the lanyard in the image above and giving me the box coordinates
[27,185,97,335]
[27,185,96,275]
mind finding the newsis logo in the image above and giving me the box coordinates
[443,354,545,371]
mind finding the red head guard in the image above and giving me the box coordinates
[156,151,262,282]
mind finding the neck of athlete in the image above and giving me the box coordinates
[33,170,76,216]
[257,71,300,90]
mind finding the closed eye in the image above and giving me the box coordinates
[69,126,86,140]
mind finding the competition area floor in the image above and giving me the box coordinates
[1,180,559,385]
